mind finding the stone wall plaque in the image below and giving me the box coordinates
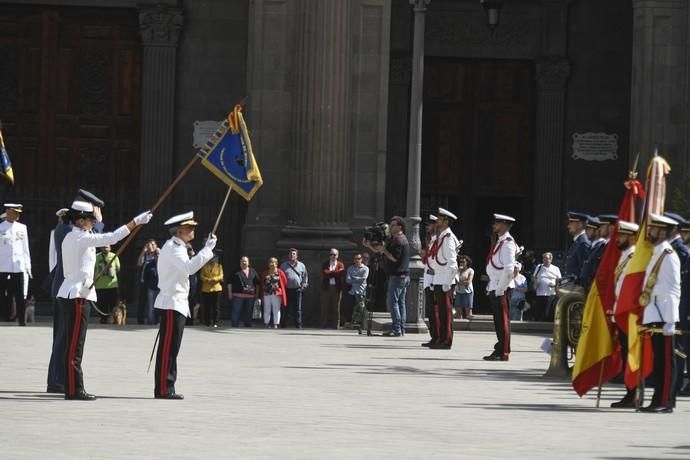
[193,120,222,149]
[572,133,618,161]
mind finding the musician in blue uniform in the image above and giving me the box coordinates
[581,214,617,292]
[665,212,690,396]
[565,212,591,284]
[680,217,690,396]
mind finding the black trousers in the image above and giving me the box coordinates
[647,326,677,408]
[61,297,92,397]
[489,290,511,358]
[425,287,437,341]
[155,309,186,397]
[47,299,66,388]
[201,291,220,325]
[433,285,454,346]
[0,272,25,324]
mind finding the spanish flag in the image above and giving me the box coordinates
[197,105,263,201]
[572,173,643,396]
[0,122,14,185]
[614,155,670,389]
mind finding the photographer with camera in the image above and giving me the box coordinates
[427,208,460,349]
[363,216,410,336]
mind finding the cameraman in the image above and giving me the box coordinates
[363,216,410,336]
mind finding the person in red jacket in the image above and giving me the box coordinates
[259,257,287,328]
[320,248,345,329]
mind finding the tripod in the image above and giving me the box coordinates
[361,253,385,336]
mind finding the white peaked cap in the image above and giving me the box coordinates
[438,207,457,220]
[164,211,198,227]
[494,213,516,223]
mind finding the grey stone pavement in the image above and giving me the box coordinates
[0,321,686,460]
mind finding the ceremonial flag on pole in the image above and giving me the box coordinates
[614,155,670,389]
[0,122,14,185]
[572,170,644,396]
[197,105,263,201]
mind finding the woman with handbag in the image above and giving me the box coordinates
[228,256,260,327]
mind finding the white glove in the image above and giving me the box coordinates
[133,211,153,225]
[205,234,217,250]
[662,323,675,336]
[79,285,92,299]
[495,289,505,297]
[442,284,451,292]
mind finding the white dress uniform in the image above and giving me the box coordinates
[0,218,31,275]
[154,235,213,317]
[423,234,437,290]
[484,213,517,360]
[642,240,680,326]
[0,204,32,325]
[486,232,517,295]
[429,227,459,287]
[154,211,216,399]
[57,225,130,301]
[613,245,635,316]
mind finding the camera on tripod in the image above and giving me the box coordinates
[363,222,390,245]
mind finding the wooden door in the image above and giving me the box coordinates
[0,5,141,299]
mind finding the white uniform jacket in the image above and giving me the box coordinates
[486,232,517,294]
[154,236,214,317]
[0,220,31,274]
[423,235,437,289]
[428,228,459,286]
[612,245,635,316]
[57,225,131,301]
[642,241,680,325]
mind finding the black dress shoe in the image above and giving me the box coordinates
[65,392,97,401]
[639,405,672,413]
[430,343,452,350]
[610,398,636,409]
[483,354,508,361]
[47,384,64,394]
[421,341,432,347]
[155,393,184,400]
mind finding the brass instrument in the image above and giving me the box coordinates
[544,276,585,378]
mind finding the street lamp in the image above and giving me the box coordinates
[480,0,503,32]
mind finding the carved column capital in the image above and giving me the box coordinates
[139,6,184,47]
[536,56,570,90]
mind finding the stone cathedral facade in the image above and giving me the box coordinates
[1,0,688,319]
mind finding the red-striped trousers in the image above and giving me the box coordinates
[154,309,187,398]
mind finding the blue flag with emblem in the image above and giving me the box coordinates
[0,122,14,185]
[196,106,263,201]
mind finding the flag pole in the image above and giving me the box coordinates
[595,360,605,408]
[211,186,233,236]
[89,154,201,290]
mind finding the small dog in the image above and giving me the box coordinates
[110,300,127,325]
[24,296,35,324]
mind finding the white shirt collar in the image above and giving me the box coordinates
[573,230,586,242]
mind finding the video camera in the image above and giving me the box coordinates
[363,222,390,245]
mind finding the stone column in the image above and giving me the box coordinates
[533,56,570,249]
[138,5,183,209]
[630,0,688,189]
[276,1,356,325]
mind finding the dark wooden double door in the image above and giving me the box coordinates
[0,4,142,299]
[422,58,535,303]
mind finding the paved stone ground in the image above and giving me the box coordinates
[0,321,686,459]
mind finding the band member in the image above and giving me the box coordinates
[154,212,216,399]
[0,203,31,325]
[58,201,152,400]
[484,213,517,361]
[428,208,459,350]
[639,213,681,413]
[565,212,592,284]
[679,217,690,396]
[421,214,438,347]
[610,220,639,408]
[581,214,617,292]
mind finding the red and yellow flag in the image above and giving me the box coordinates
[572,173,643,396]
[614,155,670,389]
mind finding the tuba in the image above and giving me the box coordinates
[544,275,585,377]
